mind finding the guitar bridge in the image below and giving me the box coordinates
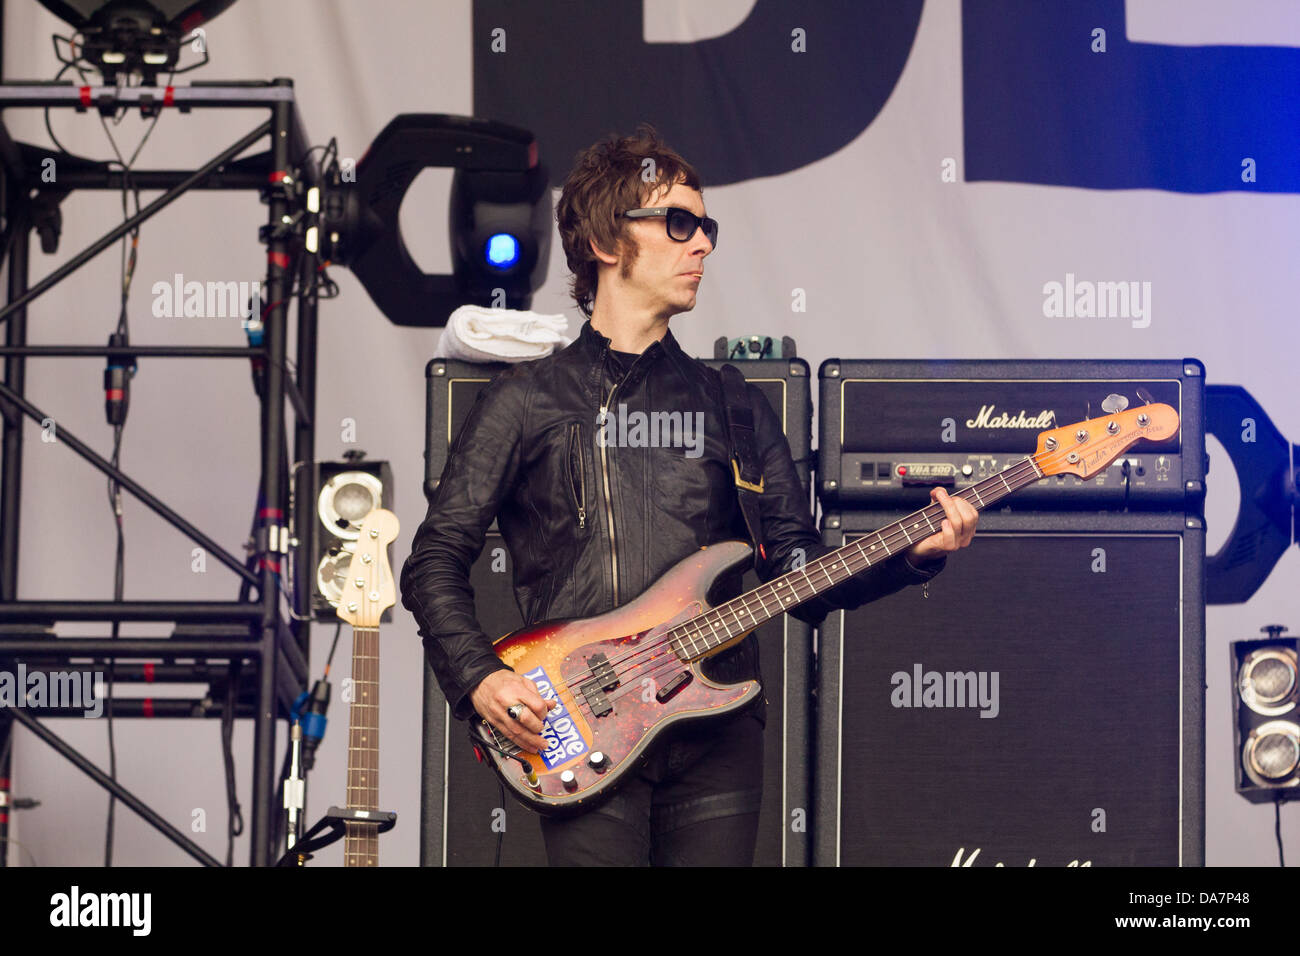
[482,721,523,757]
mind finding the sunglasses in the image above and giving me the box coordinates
[623,206,719,248]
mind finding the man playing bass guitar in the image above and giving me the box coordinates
[399,125,978,865]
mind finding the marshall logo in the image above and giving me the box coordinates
[965,404,1055,430]
[951,847,1092,867]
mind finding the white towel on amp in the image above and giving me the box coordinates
[432,305,572,362]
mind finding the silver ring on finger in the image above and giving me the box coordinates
[507,702,526,722]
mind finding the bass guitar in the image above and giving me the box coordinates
[336,507,399,865]
[469,400,1180,815]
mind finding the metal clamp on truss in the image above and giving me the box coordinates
[250,522,292,557]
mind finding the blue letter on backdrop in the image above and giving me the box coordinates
[472,0,924,187]
[963,0,1299,193]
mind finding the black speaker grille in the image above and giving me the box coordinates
[827,532,1186,866]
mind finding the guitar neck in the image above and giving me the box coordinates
[670,454,1045,661]
[344,624,380,867]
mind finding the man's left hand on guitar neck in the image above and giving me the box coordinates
[904,486,979,567]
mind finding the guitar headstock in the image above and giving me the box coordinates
[336,508,400,628]
[1034,403,1180,479]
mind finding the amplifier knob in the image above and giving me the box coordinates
[560,770,578,790]
[961,464,973,477]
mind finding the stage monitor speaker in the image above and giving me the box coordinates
[308,459,394,621]
[813,510,1205,866]
[1230,629,1300,802]
[420,355,816,865]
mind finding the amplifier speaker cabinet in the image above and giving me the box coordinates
[813,510,1205,867]
[420,355,817,865]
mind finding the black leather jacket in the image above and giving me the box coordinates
[400,319,944,724]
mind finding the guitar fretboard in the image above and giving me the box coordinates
[344,625,380,867]
[667,455,1044,661]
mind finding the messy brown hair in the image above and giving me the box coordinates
[556,124,703,317]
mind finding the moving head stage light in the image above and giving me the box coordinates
[317,114,552,327]
[1205,385,1300,604]
[39,0,237,84]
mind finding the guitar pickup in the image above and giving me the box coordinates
[587,652,620,691]
[655,670,693,702]
[581,679,613,718]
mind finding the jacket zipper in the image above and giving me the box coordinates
[599,377,620,606]
[567,421,587,529]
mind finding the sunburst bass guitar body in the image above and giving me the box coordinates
[472,538,759,815]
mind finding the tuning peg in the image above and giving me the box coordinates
[1101,393,1129,414]
[1135,386,1155,406]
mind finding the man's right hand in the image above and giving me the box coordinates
[470,669,555,755]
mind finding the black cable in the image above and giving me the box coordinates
[0,835,39,868]
[104,423,124,867]
[1276,798,1286,867]
[496,779,505,867]
[0,727,38,865]
[325,620,342,672]
[98,76,155,870]
[220,662,244,867]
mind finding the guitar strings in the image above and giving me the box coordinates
[491,422,1162,769]
[573,443,1092,714]
[550,448,1058,705]
[502,452,1051,738]
[344,547,386,864]
[552,453,1046,706]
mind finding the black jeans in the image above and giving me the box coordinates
[538,712,764,866]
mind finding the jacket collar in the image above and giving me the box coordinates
[577,317,684,366]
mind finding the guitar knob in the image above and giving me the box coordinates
[560,770,578,790]
[588,751,607,773]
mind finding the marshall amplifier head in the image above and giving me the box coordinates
[817,359,1205,511]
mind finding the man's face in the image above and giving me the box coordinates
[608,180,713,320]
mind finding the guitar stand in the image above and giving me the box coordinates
[274,806,397,866]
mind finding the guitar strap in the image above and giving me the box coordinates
[719,363,768,568]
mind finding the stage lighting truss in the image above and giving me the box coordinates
[43,0,237,86]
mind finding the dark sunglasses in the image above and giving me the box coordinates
[623,206,719,248]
